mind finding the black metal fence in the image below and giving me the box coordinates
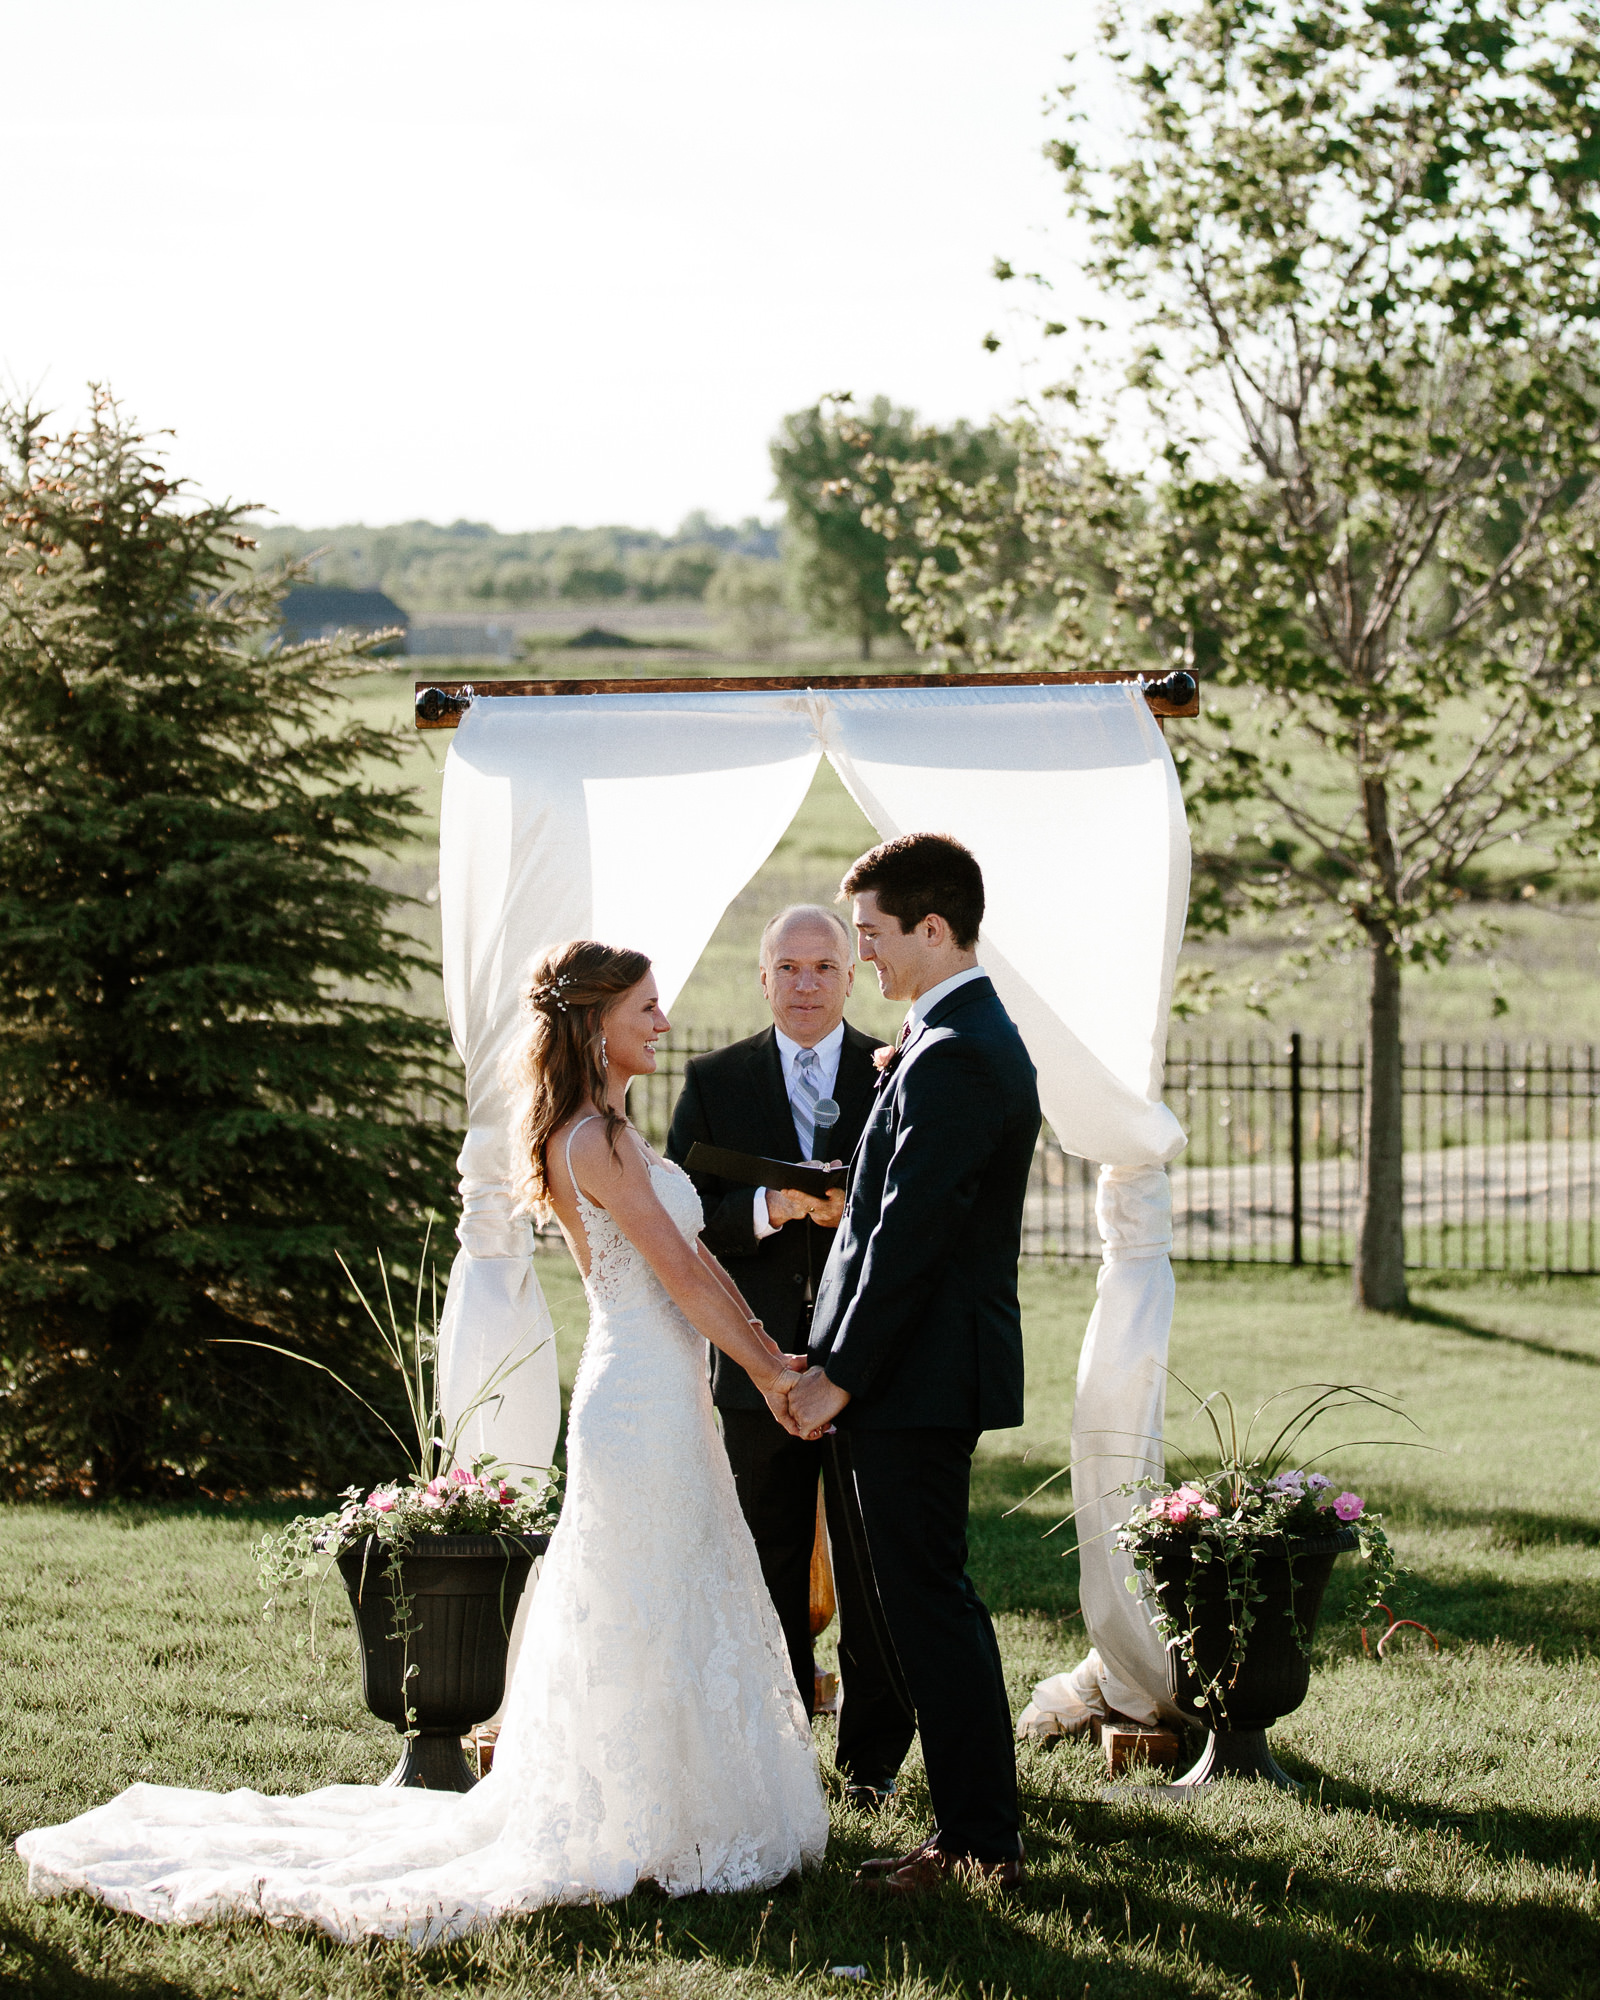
[470,1030,1600,1276]
[1161,1035,1600,1275]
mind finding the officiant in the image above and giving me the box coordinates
[668,905,915,1803]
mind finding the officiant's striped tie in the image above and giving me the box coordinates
[791,1046,821,1159]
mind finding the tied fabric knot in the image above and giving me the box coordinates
[1096,1163,1172,1266]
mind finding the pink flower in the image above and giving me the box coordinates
[1174,1483,1205,1504]
[367,1489,396,1512]
[426,1476,450,1498]
[1306,1473,1331,1492]
[1164,1499,1192,1525]
[450,1466,473,1487]
[1196,1500,1220,1519]
[1333,1492,1364,1521]
[497,1482,513,1504]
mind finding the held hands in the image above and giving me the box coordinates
[786,1363,851,1441]
[759,1352,809,1437]
[764,1168,846,1231]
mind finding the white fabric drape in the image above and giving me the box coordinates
[435,680,1188,1723]
[438,692,823,1490]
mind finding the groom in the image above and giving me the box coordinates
[786,833,1040,1894]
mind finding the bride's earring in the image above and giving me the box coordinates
[600,1032,609,1071]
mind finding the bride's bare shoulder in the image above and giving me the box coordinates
[562,1114,650,1192]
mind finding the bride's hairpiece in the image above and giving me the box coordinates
[531,973,574,1014]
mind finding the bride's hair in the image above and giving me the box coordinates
[514,939,652,1215]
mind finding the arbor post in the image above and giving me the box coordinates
[1288,1032,1304,1269]
[1355,939,1408,1310]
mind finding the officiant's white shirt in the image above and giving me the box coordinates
[751,1021,846,1240]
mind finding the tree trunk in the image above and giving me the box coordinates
[858,622,873,663]
[1355,929,1408,1311]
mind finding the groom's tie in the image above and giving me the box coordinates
[791,1046,821,1159]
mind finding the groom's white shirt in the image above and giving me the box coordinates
[903,964,987,1036]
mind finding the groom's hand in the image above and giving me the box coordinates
[788,1364,851,1440]
[760,1354,807,1437]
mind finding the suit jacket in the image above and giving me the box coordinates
[807,977,1040,1431]
[667,1020,882,1410]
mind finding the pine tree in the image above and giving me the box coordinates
[0,394,458,1497]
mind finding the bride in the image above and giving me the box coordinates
[18,941,828,1942]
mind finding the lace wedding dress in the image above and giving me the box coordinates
[18,1133,827,1942]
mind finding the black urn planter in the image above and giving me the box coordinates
[1146,1524,1358,1796]
[336,1531,549,1792]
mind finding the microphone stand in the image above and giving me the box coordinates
[799,1098,841,1342]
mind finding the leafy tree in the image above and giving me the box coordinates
[771,396,1017,660]
[634,543,723,603]
[706,553,794,659]
[863,0,1600,1311]
[0,395,458,1496]
[553,556,628,600]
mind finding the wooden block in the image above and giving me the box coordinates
[464,1725,500,1778]
[1103,1722,1185,1775]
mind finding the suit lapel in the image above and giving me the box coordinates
[867,978,992,1104]
[834,1026,879,1149]
[920,974,995,1034]
[749,1028,801,1160]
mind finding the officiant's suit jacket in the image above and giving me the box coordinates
[808,977,1040,1431]
[666,1020,881,1412]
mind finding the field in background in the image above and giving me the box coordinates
[3,1263,1596,1997]
[341,670,1600,1049]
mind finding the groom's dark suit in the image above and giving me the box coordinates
[667,1020,916,1791]
[808,974,1040,1863]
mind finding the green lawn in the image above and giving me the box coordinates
[4,1264,1598,1997]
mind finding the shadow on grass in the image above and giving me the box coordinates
[1056,1792,1600,2000]
[1323,1561,1600,1658]
[0,1912,190,1998]
[969,1450,1081,1621]
[1290,1771,1600,1871]
[1401,1297,1600,1369]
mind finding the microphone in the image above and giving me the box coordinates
[811,1098,840,1153]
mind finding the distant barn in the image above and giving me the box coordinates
[278,586,409,654]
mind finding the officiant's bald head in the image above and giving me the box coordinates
[759,905,854,1048]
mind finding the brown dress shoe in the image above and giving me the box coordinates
[857,1848,1026,1896]
[854,1838,942,1881]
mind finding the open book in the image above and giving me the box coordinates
[683,1142,847,1199]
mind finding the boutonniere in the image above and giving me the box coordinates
[871,1041,900,1088]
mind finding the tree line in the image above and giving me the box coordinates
[251,412,1021,665]
[250,513,780,611]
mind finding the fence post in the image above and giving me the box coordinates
[1288,1031,1304,1267]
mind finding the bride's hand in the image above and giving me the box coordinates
[758,1359,807,1437]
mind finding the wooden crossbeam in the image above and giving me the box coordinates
[413,667,1200,728]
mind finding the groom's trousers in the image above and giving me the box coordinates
[845,1426,1021,1864]
[720,1411,917,1790]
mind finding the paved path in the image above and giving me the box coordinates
[1025,1140,1600,1263]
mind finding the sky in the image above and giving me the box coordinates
[1,1,1099,533]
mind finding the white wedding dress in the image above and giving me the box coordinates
[18,1137,827,1942]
